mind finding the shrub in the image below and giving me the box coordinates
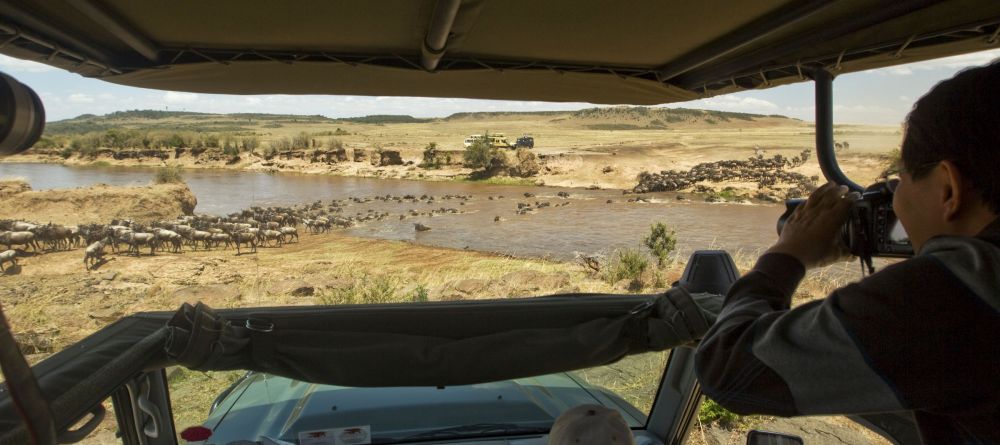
[79,144,100,159]
[644,222,677,267]
[334,127,350,136]
[463,134,501,170]
[266,137,291,156]
[420,142,439,169]
[202,134,220,148]
[33,136,60,149]
[327,137,344,151]
[260,145,278,159]
[162,133,187,148]
[698,399,748,428]
[603,248,649,290]
[320,275,399,305]
[154,165,184,184]
[291,132,311,149]
[241,136,260,153]
[59,147,74,159]
[409,284,429,302]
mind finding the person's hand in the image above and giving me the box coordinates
[767,182,859,269]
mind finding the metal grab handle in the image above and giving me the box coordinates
[136,383,160,439]
[57,404,106,444]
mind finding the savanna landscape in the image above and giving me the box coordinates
[0,106,900,444]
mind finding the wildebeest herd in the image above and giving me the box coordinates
[0,193,471,273]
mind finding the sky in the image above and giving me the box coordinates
[2,48,998,125]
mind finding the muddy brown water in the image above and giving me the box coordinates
[1,163,787,262]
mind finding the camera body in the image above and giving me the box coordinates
[778,182,913,259]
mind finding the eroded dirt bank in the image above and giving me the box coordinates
[0,180,196,225]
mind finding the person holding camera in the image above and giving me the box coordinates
[694,62,999,444]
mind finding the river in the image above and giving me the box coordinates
[1,163,785,261]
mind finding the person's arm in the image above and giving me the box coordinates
[695,239,999,416]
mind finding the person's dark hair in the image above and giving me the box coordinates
[901,59,1000,213]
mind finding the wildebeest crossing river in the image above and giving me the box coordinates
[1,163,784,261]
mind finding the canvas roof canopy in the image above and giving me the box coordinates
[1,0,999,104]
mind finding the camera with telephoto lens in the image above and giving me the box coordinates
[777,181,914,268]
[0,71,45,157]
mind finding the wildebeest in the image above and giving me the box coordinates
[0,249,17,272]
[231,231,258,255]
[152,228,183,253]
[0,231,38,251]
[83,239,108,270]
[210,232,232,249]
[279,226,298,243]
[260,230,284,247]
[121,231,157,256]
[33,223,75,251]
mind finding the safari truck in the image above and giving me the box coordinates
[1,1,999,444]
[463,133,511,149]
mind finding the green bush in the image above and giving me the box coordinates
[698,399,749,428]
[154,165,184,184]
[420,142,439,169]
[320,275,399,305]
[270,137,291,152]
[642,222,677,267]
[241,136,260,153]
[292,132,311,149]
[410,284,429,302]
[644,222,677,267]
[463,134,500,170]
[603,248,649,290]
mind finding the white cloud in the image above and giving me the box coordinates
[868,48,1000,76]
[68,93,94,103]
[163,91,199,104]
[679,95,779,113]
[886,66,912,76]
[0,54,56,73]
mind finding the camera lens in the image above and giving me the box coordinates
[0,71,46,157]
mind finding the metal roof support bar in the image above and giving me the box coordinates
[70,0,158,62]
[421,0,461,72]
[812,68,862,192]
[0,2,115,67]
[675,0,940,90]
[656,0,832,82]
[0,23,119,74]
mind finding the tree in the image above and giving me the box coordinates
[463,133,500,170]
[421,142,439,168]
[644,222,677,267]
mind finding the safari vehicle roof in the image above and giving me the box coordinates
[1,0,999,104]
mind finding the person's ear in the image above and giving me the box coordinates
[938,160,965,221]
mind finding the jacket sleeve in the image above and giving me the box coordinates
[693,249,998,416]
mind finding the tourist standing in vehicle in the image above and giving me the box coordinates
[695,62,1000,444]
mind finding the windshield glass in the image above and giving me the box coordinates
[2,47,998,445]
[172,351,668,444]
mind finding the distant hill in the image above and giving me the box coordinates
[45,110,336,135]
[335,115,434,124]
[42,106,798,138]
